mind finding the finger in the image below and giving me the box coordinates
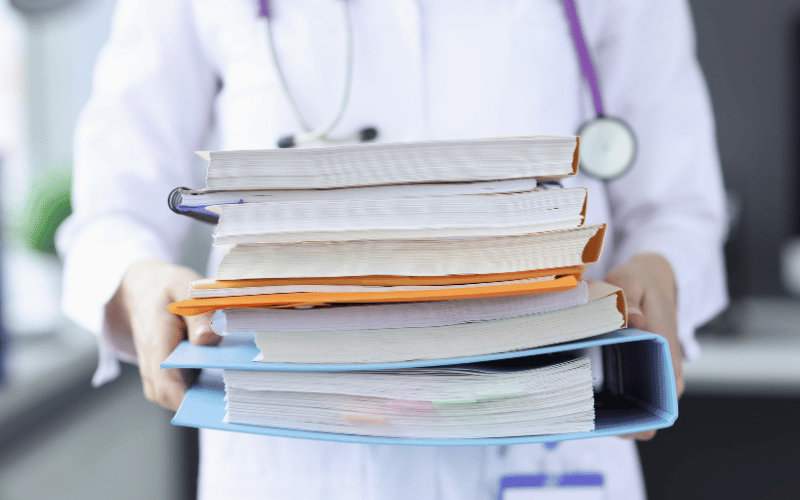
[152,309,193,410]
[604,266,645,313]
[156,368,191,411]
[134,305,191,411]
[140,361,186,411]
[184,312,222,346]
[164,271,222,347]
[618,430,657,441]
[640,289,684,400]
[627,305,645,329]
[142,375,156,402]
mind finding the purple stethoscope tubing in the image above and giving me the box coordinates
[561,0,638,179]
[258,0,270,18]
[561,0,604,117]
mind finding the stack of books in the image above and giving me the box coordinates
[164,137,678,445]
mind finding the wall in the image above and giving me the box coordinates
[690,0,800,296]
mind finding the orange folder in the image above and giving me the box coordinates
[169,272,582,317]
[193,266,586,288]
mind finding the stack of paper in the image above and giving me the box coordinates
[223,355,595,439]
[164,136,649,442]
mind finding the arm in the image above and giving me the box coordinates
[587,0,728,436]
[57,0,220,408]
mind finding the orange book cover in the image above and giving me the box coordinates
[193,266,586,289]
[169,272,581,316]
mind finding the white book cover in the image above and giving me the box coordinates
[201,136,578,190]
[211,281,589,333]
[213,188,586,245]
[251,283,625,364]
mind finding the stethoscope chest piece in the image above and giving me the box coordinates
[577,116,636,181]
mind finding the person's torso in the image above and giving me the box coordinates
[191,2,636,499]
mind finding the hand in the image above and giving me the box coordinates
[603,253,683,441]
[108,259,221,411]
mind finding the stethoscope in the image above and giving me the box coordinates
[258,0,637,181]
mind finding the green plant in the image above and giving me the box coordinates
[24,168,72,255]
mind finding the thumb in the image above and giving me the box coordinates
[604,266,645,329]
[185,312,222,346]
[627,306,645,330]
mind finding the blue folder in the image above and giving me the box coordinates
[163,328,678,446]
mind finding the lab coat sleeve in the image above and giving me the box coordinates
[56,0,217,385]
[594,0,728,359]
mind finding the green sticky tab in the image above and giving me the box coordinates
[479,392,525,399]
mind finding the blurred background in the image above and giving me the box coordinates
[0,0,799,498]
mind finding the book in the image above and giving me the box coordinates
[167,272,583,316]
[162,329,679,445]
[212,224,606,281]
[248,281,626,364]
[212,187,587,244]
[171,178,541,212]
[190,274,573,299]
[195,267,585,288]
[210,279,589,334]
[222,355,595,439]
[199,136,579,191]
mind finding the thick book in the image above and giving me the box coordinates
[198,136,579,191]
[162,329,678,445]
[212,224,606,281]
[212,187,587,245]
[210,278,589,334]
[169,178,541,222]
[223,355,595,439]
[247,281,626,365]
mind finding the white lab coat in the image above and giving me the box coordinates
[57,0,729,498]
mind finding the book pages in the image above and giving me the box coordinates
[223,356,594,438]
[213,188,586,244]
[203,136,578,190]
[211,281,589,333]
[252,292,624,364]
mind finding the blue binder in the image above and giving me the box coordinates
[163,328,678,445]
